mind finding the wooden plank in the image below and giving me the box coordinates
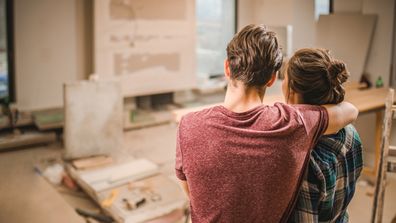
[75,159,159,193]
[344,81,368,90]
[371,89,394,223]
[72,155,114,170]
[345,88,389,113]
[0,132,57,151]
[363,111,384,176]
[0,111,34,130]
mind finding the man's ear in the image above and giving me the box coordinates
[266,73,277,87]
[224,59,231,79]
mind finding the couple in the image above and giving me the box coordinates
[175,24,363,223]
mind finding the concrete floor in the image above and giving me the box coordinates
[0,123,395,222]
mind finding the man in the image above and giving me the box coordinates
[175,24,358,222]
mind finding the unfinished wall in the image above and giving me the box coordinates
[94,0,196,97]
[334,0,394,87]
[237,0,255,31]
[240,0,394,85]
[291,0,315,50]
[240,0,315,53]
[334,0,396,151]
[362,0,394,87]
[334,0,363,12]
[14,0,91,110]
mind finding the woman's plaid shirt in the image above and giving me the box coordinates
[289,124,363,223]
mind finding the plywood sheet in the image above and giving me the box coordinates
[78,159,159,192]
[316,14,376,82]
[98,174,186,223]
[64,80,123,159]
[14,0,82,110]
[94,0,196,97]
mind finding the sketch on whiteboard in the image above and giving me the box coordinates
[110,0,187,21]
[94,0,196,97]
[114,53,180,75]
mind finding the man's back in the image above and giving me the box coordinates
[175,103,328,222]
[289,125,363,223]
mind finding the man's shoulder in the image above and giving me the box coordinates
[179,106,220,132]
[181,106,217,123]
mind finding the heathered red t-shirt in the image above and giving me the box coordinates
[175,103,328,223]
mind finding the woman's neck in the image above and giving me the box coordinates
[223,81,266,113]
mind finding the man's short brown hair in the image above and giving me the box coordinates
[226,24,283,88]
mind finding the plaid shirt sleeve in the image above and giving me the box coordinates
[288,125,363,223]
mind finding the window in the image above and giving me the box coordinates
[315,0,331,20]
[196,0,236,78]
[0,0,14,103]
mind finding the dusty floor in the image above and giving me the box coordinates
[0,123,395,222]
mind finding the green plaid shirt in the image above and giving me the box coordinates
[288,125,363,223]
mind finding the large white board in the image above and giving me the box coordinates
[316,14,376,82]
[64,80,123,159]
[94,0,196,97]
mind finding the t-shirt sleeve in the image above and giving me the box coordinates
[175,119,187,181]
[295,105,329,148]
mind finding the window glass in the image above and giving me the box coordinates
[196,0,236,77]
[315,0,330,20]
[0,0,8,99]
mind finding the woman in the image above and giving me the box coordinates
[283,48,363,223]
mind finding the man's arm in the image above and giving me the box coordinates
[179,180,190,198]
[322,101,358,135]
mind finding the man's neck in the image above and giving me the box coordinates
[223,81,266,113]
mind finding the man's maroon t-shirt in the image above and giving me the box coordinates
[175,103,328,223]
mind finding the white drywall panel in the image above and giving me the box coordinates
[316,14,376,82]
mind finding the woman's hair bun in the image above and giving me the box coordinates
[327,60,350,103]
[328,60,349,84]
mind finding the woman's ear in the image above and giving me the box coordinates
[224,59,231,80]
[266,73,277,87]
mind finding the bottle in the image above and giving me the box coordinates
[375,76,384,88]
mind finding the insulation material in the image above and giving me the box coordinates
[78,159,159,192]
[64,80,123,159]
[316,14,376,82]
[94,0,196,97]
